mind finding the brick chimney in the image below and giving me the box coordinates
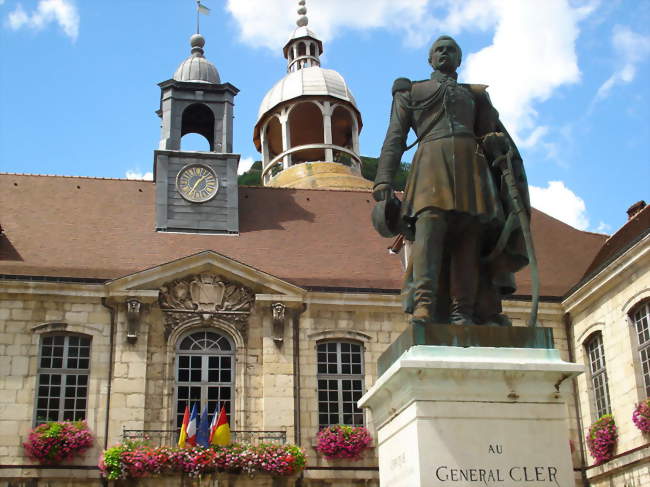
[627,200,646,220]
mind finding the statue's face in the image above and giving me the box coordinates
[430,39,460,74]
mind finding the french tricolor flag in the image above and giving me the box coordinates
[186,403,199,446]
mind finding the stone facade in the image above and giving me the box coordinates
[0,251,575,486]
[565,233,650,485]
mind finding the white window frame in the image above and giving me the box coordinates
[316,340,365,428]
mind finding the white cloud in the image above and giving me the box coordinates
[237,156,256,175]
[594,221,611,234]
[126,170,153,181]
[594,25,650,101]
[460,0,595,145]
[226,0,433,51]
[529,180,589,230]
[226,1,593,148]
[7,0,79,41]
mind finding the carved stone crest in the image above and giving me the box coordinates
[159,273,255,339]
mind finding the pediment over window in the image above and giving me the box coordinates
[105,250,305,342]
[105,250,305,297]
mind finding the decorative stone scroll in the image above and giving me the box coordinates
[126,299,144,343]
[159,273,255,340]
[271,302,286,344]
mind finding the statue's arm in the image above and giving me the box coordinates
[374,78,412,198]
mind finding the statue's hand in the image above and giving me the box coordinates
[481,132,509,158]
[372,183,393,202]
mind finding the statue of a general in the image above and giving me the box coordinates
[372,35,533,327]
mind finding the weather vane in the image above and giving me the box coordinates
[196,1,210,34]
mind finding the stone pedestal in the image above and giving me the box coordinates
[358,346,583,487]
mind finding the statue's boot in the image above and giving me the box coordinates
[449,215,481,326]
[410,210,447,326]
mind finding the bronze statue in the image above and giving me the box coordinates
[373,35,536,327]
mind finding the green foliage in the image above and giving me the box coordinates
[101,445,125,480]
[360,156,409,191]
[237,161,262,186]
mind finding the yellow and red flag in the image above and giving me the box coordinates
[177,405,190,447]
[210,405,231,446]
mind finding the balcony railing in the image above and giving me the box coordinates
[121,428,287,447]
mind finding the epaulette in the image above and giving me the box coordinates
[392,77,412,95]
[464,83,489,96]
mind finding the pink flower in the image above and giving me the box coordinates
[23,421,93,465]
[586,415,617,465]
[315,425,372,460]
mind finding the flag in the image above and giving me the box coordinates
[208,406,219,443]
[196,406,210,447]
[211,405,231,446]
[177,405,190,447]
[197,2,210,15]
[186,403,199,446]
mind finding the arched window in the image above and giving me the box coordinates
[631,301,650,397]
[288,101,324,163]
[316,341,364,428]
[585,332,611,418]
[181,103,215,151]
[35,334,91,422]
[175,330,234,427]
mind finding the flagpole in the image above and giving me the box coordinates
[196,0,200,34]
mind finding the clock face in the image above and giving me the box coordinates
[176,164,219,203]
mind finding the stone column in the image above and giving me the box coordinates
[261,308,295,441]
[322,102,334,162]
[107,301,151,444]
[351,113,361,172]
[260,124,270,169]
[279,109,292,170]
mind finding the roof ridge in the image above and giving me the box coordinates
[0,172,152,182]
[602,204,650,242]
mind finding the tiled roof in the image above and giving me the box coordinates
[0,174,607,297]
[580,204,650,283]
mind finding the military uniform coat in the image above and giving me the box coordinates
[375,70,531,299]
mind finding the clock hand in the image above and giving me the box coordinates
[189,174,208,195]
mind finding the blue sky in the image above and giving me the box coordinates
[1,0,648,233]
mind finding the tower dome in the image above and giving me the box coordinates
[173,34,220,84]
[253,1,371,190]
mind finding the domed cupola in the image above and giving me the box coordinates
[173,33,220,84]
[253,0,371,190]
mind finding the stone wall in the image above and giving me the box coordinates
[0,289,111,468]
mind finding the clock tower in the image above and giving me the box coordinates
[154,33,240,233]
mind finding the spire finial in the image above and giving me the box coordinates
[190,33,205,57]
[296,0,308,27]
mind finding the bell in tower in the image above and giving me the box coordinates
[154,33,240,234]
[253,1,372,190]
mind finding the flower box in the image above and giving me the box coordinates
[23,421,93,464]
[315,425,372,460]
[632,399,650,433]
[100,441,305,480]
[586,414,617,465]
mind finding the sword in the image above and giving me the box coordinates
[484,138,540,327]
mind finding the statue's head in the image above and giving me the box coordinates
[428,35,462,74]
